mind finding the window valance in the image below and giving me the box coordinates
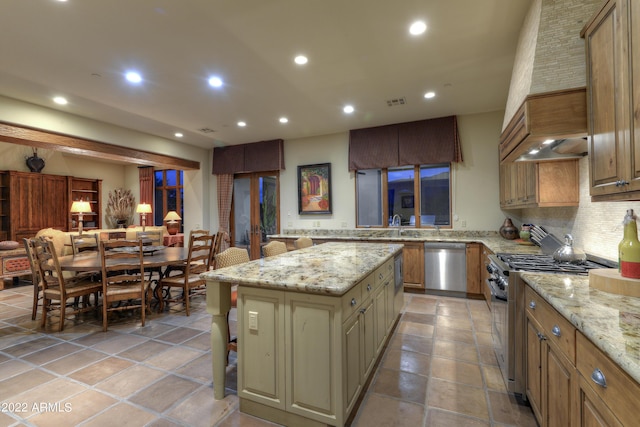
[212,139,285,174]
[348,116,462,170]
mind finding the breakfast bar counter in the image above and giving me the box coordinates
[202,242,404,426]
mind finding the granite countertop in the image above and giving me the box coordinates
[202,242,403,296]
[269,230,543,256]
[521,272,640,385]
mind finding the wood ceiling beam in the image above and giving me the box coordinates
[0,121,200,170]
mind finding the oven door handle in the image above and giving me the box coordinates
[487,279,508,301]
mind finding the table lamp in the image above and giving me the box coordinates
[136,203,152,231]
[163,211,181,235]
[70,199,92,235]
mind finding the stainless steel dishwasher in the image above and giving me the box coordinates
[424,242,467,294]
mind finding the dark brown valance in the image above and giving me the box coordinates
[348,116,462,170]
[212,139,285,174]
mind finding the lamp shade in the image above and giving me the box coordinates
[70,200,92,213]
[163,211,181,222]
[136,203,152,214]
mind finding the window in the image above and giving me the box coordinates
[154,170,184,230]
[356,164,451,228]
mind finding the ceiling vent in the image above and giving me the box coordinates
[198,127,216,134]
[386,97,406,107]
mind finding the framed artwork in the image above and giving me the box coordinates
[401,195,414,208]
[298,163,332,214]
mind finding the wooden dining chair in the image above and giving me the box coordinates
[107,231,127,240]
[136,230,163,246]
[294,236,313,249]
[23,238,43,321]
[71,233,99,255]
[262,240,288,257]
[100,239,150,332]
[158,233,215,316]
[34,237,102,332]
[215,247,250,362]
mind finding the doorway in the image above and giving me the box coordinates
[232,172,279,259]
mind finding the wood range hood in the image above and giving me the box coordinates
[499,87,588,164]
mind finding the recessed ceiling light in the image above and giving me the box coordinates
[424,91,436,99]
[409,21,427,36]
[279,117,289,124]
[174,132,183,138]
[543,139,555,145]
[237,121,247,127]
[343,105,354,114]
[208,76,223,88]
[125,71,142,84]
[53,96,68,105]
[294,55,308,65]
[529,148,540,155]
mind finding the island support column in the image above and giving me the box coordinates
[205,279,232,399]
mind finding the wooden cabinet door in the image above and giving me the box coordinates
[374,284,387,354]
[43,175,69,231]
[545,342,574,427]
[517,162,537,205]
[526,316,543,422]
[576,374,623,427]
[402,242,424,290]
[465,243,481,294]
[361,298,376,380]
[343,311,362,414]
[500,163,515,207]
[11,172,43,237]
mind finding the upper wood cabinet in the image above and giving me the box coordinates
[500,160,579,209]
[583,0,640,200]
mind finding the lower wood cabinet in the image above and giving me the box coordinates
[466,243,482,295]
[399,242,424,290]
[237,257,399,427]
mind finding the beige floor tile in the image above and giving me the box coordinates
[155,326,203,344]
[487,391,538,426]
[475,331,493,347]
[96,364,166,397]
[167,387,238,427]
[69,356,134,385]
[397,321,434,338]
[477,345,498,366]
[435,327,476,344]
[82,402,158,427]
[433,340,479,363]
[91,333,149,354]
[27,389,117,427]
[472,318,493,333]
[436,305,469,317]
[117,339,173,361]
[1,336,60,357]
[402,311,436,325]
[372,367,428,404]
[388,332,433,355]
[216,408,284,426]
[425,408,490,427]
[2,378,87,418]
[381,349,431,376]
[404,299,437,315]
[0,410,15,426]
[145,345,203,371]
[0,369,56,397]
[175,353,214,383]
[353,393,425,427]
[0,359,34,381]
[431,357,483,387]
[483,365,508,392]
[181,332,212,351]
[427,378,489,420]
[42,348,107,375]
[436,315,472,330]
[129,374,201,413]
[22,342,84,365]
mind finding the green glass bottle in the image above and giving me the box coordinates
[619,209,640,278]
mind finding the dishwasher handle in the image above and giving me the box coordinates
[424,242,467,250]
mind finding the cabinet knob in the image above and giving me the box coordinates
[378,273,383,280]
[367,284,372,292]
[591,368,607,388]
[529,301,536,310]
[360,308,366,314]
[551,325,561,337]
[351,298,357,307]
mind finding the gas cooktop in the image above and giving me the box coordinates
[496,253,611,275]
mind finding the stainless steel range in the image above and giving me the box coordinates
[486,252,614,397]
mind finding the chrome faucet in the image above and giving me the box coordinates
[391,214,402,227]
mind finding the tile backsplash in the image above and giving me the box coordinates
[506,157,640,262]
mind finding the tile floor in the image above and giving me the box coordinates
[0,280,537,426]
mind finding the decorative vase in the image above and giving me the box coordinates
[499,218,518,240]
[26,152,45,173]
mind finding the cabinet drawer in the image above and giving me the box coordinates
[342,281,363,317]
[525,286,576,362]
[361,272,377,299]
[576,332,640,427]
[375,258,393,287]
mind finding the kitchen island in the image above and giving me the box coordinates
[202,242,404,426]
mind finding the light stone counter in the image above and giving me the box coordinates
[202,241,404,295]
[268,229,543,255]
[520,272,640,385]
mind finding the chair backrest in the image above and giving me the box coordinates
[215,247,250,269]
[33,237,65,291]
[294,237,313,250]
[185,233,215,274]
[23,238,41,286]
[100,239,146,290]
[263,240,288,257]
[189,229,210,240]
[71,233,99,255]
[107,231,127,240]
[136,230,163,246]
